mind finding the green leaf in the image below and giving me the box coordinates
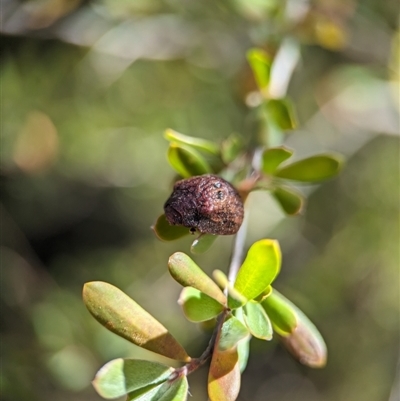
[275,154,344,182]
[167,143,212,178]
[265,98,298,130]
[178,287,224,322]
[93,359,173,399]
[208,346,241,401]
[243,301,273,341]
[191,234,218,254]
[128,376,188,401]
[83,282,190,362]
[233,239,281,302]
[234,308,251,373]
[168,253,226,305]
[221,133,244,164]
[272,291,327,368]
[164,129,219,155]
[272,186,304,215]
[261,146,293,175]
[247,48,272,91]
[261,289,298,335]
[152,214,190,241]
[212,270,248,310]
[218,316,249,352]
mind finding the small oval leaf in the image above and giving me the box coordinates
[234,239,281,302]
[168,253,226,305]
[93,359,173,399]
[152,214,190,241]
[261,146,293,175]
[167,143,212,178]
[83,282,190,362]
[261,289,298,335]
[179,287,224,322]
[191,234,218,254]
[247,48,272,91]
[218,316,249,352]
[275,154,344,182]
[164,129,219,155]
[265,98,298,130]
[243,301,273,341]
[208,347,241,401]
[272,186,304,215]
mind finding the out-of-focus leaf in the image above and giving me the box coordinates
[272,186,304,215]
[168,253,226,305]
[243,301,273,340]
[265,98,298,130]
[261,289,298,335]
[191,234,218,254]
[93,359,173,399]
[83,282,190,362]
[178,287,224,322]
[221,133,244,164]
[208,346,241,401]
[247,48,272,91]
[167,143,212,178]
[218,316,249,351]
[234,308,251,373]
[127,375,188,401]
[164,129,219,155]
[261,146,293,175]
[152,214,190,241]
[275,154,344,182]
[273,291,327,368]
[233,239,281,302]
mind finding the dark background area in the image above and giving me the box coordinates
[1,1,399,400]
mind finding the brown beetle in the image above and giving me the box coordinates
[164,174,244,235]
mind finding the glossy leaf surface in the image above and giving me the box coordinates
[265,98,297,130]
[93,359,173,399]
[208,347,241,401]
[127,376,188,401]
[272,186,304,215]
[191,234,218,254]
[167,143,212,178]
[261,147,293,175]
[261,289,298,335]
[152,214,190,241]
[83,282,190,362]
[233,239,281,303]
[218,316,249,352]
[243,301,273,340]
[168,253,226,305]
[164,129,219,155]
[275,154,343,182]
[178,287,224,322]
[247,48,272,91]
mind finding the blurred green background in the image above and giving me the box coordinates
[1,1,399,400]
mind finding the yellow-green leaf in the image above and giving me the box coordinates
[265,98,298,130]
[152,214,190,241]
[261,146,293,175]
[191,234,218,254]
[272,186,304,215]
[247,48,272,92]
[164,129,219,155]
[243,301,273,341]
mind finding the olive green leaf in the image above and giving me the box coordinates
[168,253,226,305]
[261,289,298,335]
[178,287,224,322]
[261,146,293,175]
[233,239,281,303]
[247,48,272,92]
[127,375,188,401]
[234,308,251,373]
[83,282,190,362]
[272,186,304,215]
[218,316,249,352]
[152,214,190,241]
[275,154,344,182]
[208,346,241,401]
[191,234,218,254]
[221,133,244,164]
[243,301,273,341]
[164,129,219,155]
[167,143,212,178]
[265,98,298,130]
[93,359,173,399]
